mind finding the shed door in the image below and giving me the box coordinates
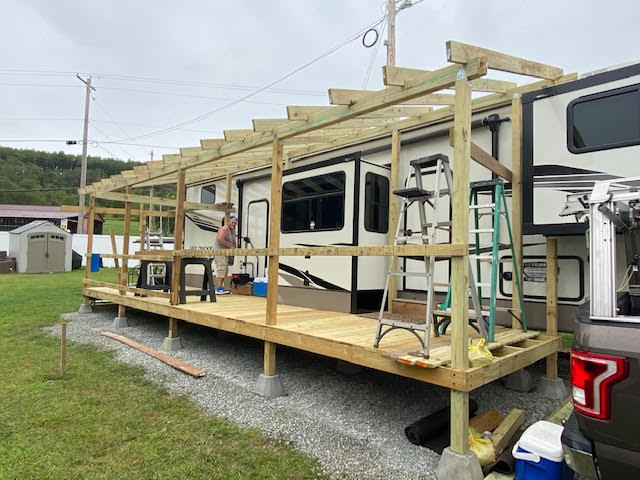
[27,233,47,273]
[46,233,66,272]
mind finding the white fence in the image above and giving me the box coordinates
[1,231,172,268]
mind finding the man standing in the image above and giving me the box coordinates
[213,216,237,294]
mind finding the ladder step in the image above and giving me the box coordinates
[390,272,431,277]
[475,282,491,288]
[469,203,495,210]
[434,306,521,318]
[469,254,494,261]
[421,221,452,228]
[410,153,449,169]
[469,228,494,234]
[378,318,429,330]
[394,187,431,199]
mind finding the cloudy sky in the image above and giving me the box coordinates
[1,0,637,162]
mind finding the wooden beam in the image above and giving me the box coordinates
[175,243,469,258]
[329,87,455,105]
[95,191,233,213]
[265,138,284,377]
[84,195,96,278]
[470,142,512,182]
[101,331,205,377]
[388,130,401,312]
[448,132,513,182]
[511,94,523,328]
[546,238,558,380]
[491,409,525,453]
[83,278,171,299]
[446,40,563,80]
[450,70,472,456]
[60,204,173,217]
[383,65,517,92]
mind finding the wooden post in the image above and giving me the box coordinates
[264,138,283,376]
[139,203,146,248]
[511,93,523,328]
[60,322,67,375]
[170,169,186,307]
[118,189,132,318]
[84,194,96,278]
[168,318,179,339]
[450,70,472,455]
[109,229,120,284]
[546,237,558,379]
[388,129,401,312]
[225,173,232,225]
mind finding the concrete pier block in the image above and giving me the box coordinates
[435,447,483,480]
[78,303,92,314]
[537,376,568,399]
[503,368,535,392]
[253,374,284,398]
[161,336,184,352]
[111,316,129,329]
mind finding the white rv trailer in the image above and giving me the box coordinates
[184,63,640,331]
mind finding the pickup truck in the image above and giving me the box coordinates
[560,179,640,479]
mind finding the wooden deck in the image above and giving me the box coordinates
[84,286,560,392]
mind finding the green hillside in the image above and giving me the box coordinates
[0,146,174,206]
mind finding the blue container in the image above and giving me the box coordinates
[253,282,267,297]
[512,421,572,480]
[90,253,101,272]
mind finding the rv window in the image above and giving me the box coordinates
[200,185,216,204]
[364,172,389,233]
[568,85,640,153]
[281,171,345,232]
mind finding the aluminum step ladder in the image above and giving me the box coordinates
[438,178,527,341]
[373,153,485,358]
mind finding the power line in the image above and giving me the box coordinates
[0,139,180,149]
[102,14,386,144]
[0,186,78,192]
[0,71,326,97]
[0,118,222,135]
[88,121,135,159]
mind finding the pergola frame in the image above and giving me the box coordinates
[79,41,569,458]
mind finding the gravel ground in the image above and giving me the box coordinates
[50,307,569,480]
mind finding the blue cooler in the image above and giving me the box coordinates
[512,421,572,480]
[90,253,101,272]
[253,277,267,297]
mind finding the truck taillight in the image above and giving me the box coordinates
[571,350,628,420]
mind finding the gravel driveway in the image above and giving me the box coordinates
[53,308,568,480]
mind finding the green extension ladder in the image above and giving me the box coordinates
[437,178,527,342]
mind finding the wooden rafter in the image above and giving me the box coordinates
[81,58,487,193]
[446,40,563,80]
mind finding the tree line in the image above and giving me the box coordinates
[0,146,175,207]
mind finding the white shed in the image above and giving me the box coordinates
[9,220,72,273]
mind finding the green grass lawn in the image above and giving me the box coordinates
[0,269,324,479]
[102,215,140,236]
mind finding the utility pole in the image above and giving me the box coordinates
[76,75,95,234]
[386,0,396,67]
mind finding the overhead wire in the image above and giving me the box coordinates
[100,13,387,144]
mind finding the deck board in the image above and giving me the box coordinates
[84,286,560,392]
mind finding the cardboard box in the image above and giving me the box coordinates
[231,283,252,295]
